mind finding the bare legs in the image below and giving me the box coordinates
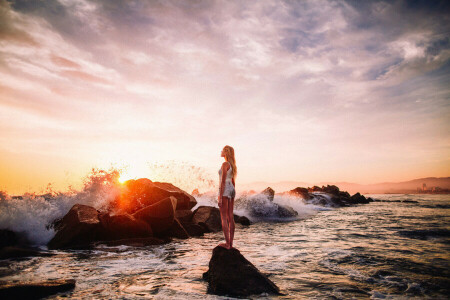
[219,196,235,249]
[228,197,235,248]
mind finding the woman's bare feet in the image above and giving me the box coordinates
[218,242,228,248]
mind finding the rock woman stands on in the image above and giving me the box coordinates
[217,145,237,249]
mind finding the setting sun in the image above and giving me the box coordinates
[118,165,151,184]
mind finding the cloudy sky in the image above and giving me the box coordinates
[0,0,449,194]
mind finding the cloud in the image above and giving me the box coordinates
[0,0,449,188]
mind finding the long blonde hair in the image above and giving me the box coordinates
[223,145,237,180]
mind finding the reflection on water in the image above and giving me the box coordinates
[1,194,449,299]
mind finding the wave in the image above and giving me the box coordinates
[192,191,333,223]
[0,168,121,246]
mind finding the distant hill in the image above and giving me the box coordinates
[238,177,450,195]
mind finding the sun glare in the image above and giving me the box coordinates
[118,165,150,184]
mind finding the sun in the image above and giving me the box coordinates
[118,165,150,184]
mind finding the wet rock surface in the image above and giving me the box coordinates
[0,279,76,299]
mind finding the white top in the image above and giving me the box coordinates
[218,161,233,182]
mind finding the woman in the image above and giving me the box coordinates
[218,145,237,249]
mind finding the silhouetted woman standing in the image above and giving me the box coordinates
[218,145,237,249]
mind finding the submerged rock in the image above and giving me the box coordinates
[115,178,197,213]
[0,279,75,299]
[203,246,281,297]
[133,196,177,234]
[0,246,54,260]
[94,237,169,247]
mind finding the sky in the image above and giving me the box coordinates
[0,0,449,195]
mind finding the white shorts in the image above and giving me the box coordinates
[219,181,236,199]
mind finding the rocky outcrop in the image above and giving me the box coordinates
[287,185,373,207]
[133,196,177,234]
[0,279,75,299]
[289,187,310,200]
[47,204,103,250]
[203,246,281,297]
[115,178,197,214]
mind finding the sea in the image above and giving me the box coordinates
[0,176,449,299]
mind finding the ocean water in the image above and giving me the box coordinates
[0,191,449,299]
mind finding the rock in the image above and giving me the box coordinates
[349,192,370,204]
[322,185,340,196]
[116,178,197,214]
[133,196,177,234]
[182,223,205,237]
[94,237,168,247]
[0,247,54,260]
[261,187,275,201]
[98,213,153,241]
[277,204,298,218]
[0,279,76,300]
[47,204,103,250]
[234,215,251,226]
[289,187,310,199]
[308,185,322,192]
[192,206,222,232]
[0,230,18,248]
[160,218,189,239]
[203,246,281,297]
[175,209,194,223]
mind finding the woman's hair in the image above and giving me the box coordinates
[223,145,237,180]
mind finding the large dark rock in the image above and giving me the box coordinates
[98,213,153,241]
[183,223,206,237]
[203,246,281,297]
[0,229,18,248]
[261,187,275,201]
[115,178,197,214]
[162,218,189,239]
[175,209,194,223]
[191,206,222,232]
[47,204,103,250]
[0,279,75,300]
[133,196,177,234]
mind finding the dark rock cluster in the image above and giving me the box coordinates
[288,184,374,207]
[46,179,250,250]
